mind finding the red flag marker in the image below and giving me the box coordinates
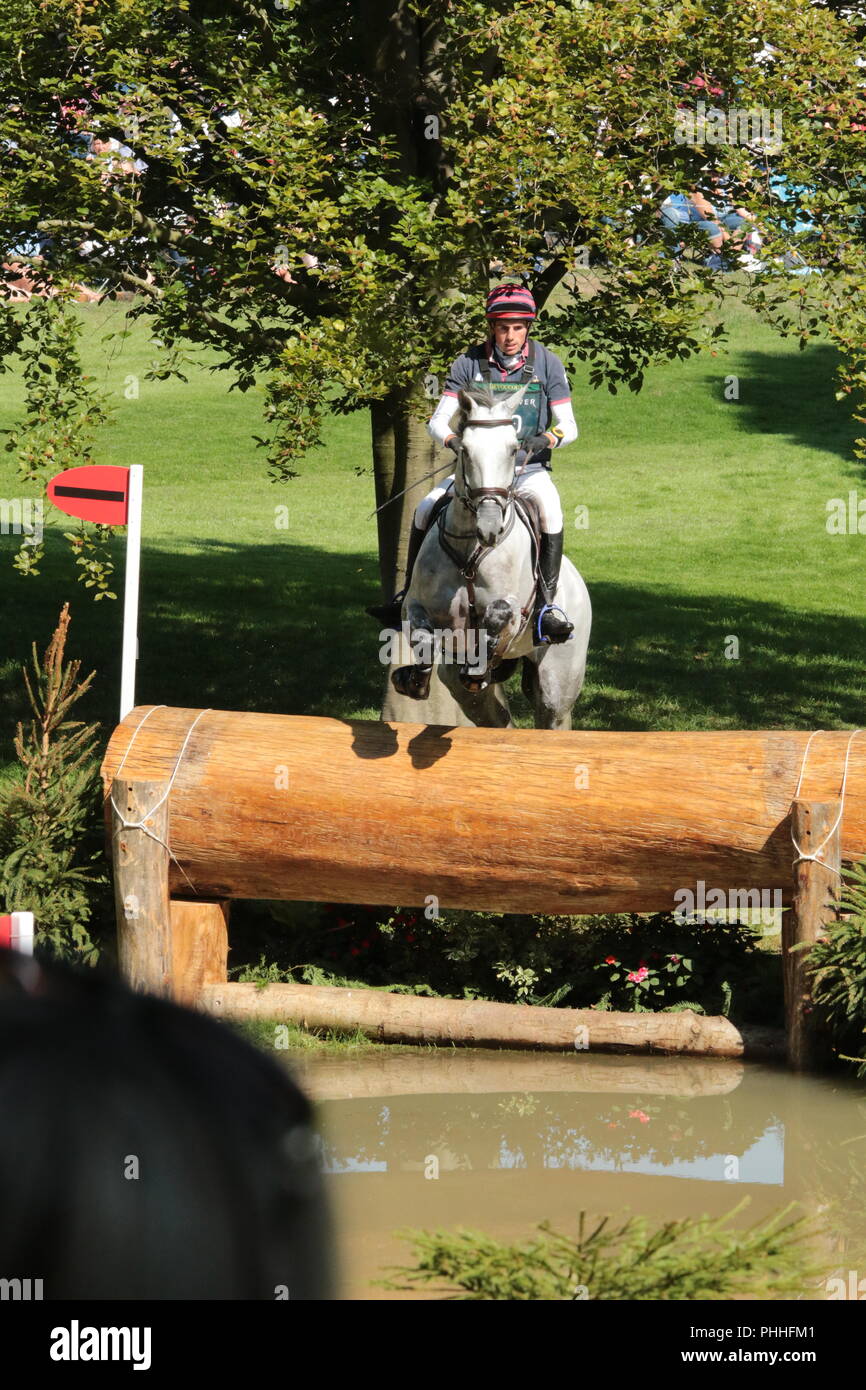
[46,464,144,719]
[47,465,130,526]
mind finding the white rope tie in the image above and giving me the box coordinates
[109,706,213,897]
[790,728,865,874]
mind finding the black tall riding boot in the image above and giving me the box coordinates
[533,530,574,644]
[366,522,427,628]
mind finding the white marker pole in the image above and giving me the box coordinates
[12,912,34,955]
[120,464,143,721]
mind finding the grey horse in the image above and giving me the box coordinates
[391,384,591,729]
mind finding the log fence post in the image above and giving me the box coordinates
[785,799,841,1070]
[111,778,173,997]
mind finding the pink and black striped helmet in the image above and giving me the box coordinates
[485,284,537,319]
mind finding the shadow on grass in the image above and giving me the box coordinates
[579,581,866,730]
[2,534,865,759]
[700,343,862,468]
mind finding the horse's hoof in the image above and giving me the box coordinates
[367,600,403,628]
[392,665,432,699]
[458,665,490,692]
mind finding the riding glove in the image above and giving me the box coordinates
[525,433,553,459]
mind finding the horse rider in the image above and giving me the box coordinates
[368,283,579,644]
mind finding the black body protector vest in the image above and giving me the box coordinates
[476,340,549,466]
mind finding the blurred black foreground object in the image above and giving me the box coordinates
[0,948,336,1299]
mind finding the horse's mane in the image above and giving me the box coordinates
[460,384,497,411]
[456,384,503,435]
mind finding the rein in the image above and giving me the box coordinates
[438,415,535,668]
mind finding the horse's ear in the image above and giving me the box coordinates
[455,387,476,433]
[500,383,528,414]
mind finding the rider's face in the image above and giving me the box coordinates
[489,317,529,356]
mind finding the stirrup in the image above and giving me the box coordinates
[534,603,574,645]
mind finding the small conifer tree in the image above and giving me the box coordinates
[0,605,108,961]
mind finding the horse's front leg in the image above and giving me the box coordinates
[390,600,436,700]
[458,597,515,690]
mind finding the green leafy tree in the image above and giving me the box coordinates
[1,0,865,600]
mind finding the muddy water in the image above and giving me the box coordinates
[288,1051,866,1301]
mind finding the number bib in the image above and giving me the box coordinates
[482,379,543,443]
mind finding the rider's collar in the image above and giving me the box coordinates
[486,335,529,379]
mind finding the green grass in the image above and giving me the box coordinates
[1,291,865,771]
[228,1017,411,1054]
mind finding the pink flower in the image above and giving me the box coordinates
[627,966,649,983]
[669,954,680,964]
[604,955,618,965]
[629,1110,651,1124]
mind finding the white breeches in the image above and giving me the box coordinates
[415,465,564,534]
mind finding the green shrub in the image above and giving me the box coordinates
[381,1201,819,1300]
[808,859,866,1075]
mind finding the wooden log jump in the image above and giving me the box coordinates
[101,707,863,1066]
[200,981,783,1060]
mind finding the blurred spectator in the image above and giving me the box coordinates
[87,135,147,181]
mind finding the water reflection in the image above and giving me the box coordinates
[288,1051,866,1299]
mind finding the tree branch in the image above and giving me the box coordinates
[531,256,567,312]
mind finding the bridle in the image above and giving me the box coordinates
[447,415,520,529]
[436,414,535,673]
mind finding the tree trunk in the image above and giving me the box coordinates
[370,381,438,598]
[371,380,473,723]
